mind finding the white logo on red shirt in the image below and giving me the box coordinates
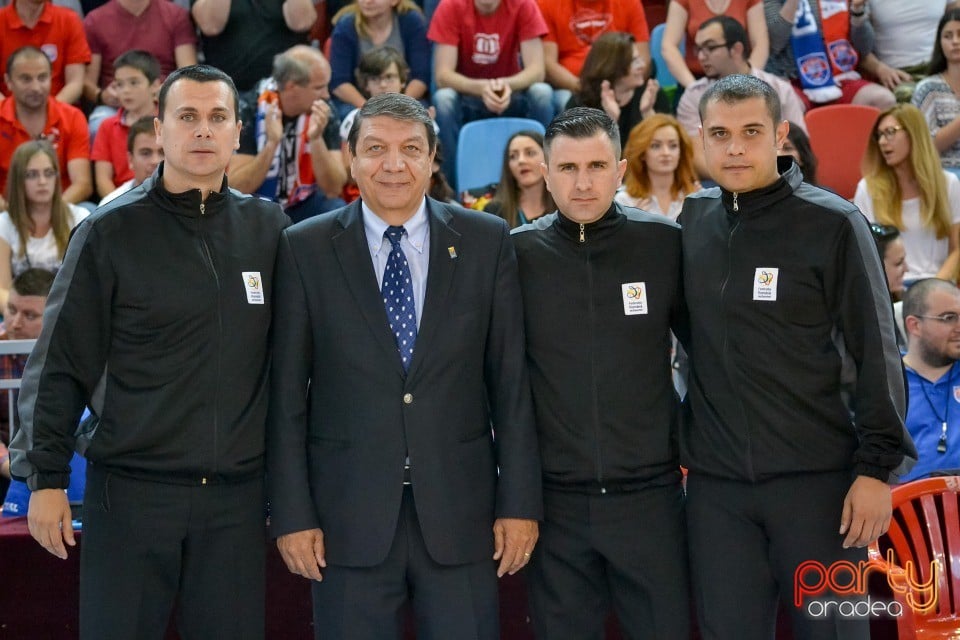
[569,8,613,45]
[472,33,501,65]
[40,44,59,63]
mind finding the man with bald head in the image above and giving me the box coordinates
[901,278,960,481]
[230,44,347,222]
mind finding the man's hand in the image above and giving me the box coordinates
[481,79,511,115]
[840,475,892,548]
[307,100,332,142]
[264,101,283,145]
[277,528,326,581]
[101,84,120,109]
[492,517,538,577]
[27,488,75,559]
[873,62,912,91]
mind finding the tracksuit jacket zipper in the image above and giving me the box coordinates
[198,201,222,484]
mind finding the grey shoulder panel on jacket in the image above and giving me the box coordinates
[618,203,681,229]
[511,212,558,235]
[792,181,861,216]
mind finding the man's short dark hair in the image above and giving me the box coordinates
[698,73,782,125]
[157,65,239,121]
[543,107,621,160]
[12,268,55,298]
[5,46,51,77]
[347,93,436,155]
[903,278,959,321]
[127,116,157,153]
[698,15,750,60]
[114,49,161,84]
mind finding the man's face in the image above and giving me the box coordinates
[350,115,434,222]
[542,131,626,224]
[694,23,735,79]
[910,288,960,367]
[282,61,331,116]
[700,96,788,194]
[129,132,163,184]
[5,291,45,340]
[155,79,241,193]
[4,54,51,112]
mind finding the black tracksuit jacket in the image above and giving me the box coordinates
[11,165,289,489]
[679,159,916,483]
[512,203,683,493]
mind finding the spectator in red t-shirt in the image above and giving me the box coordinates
[0,47,92,207]
[0,0,91,104]
[99,116,163,205]
[537,0,650,117]
[81,0,196,139]
[90,50,159,198]
[428,0,554,188]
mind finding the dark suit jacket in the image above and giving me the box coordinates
[266,197,542,567]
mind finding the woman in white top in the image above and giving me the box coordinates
[854,104,960,283]
[0,141,88,307]
[615,114,700,220]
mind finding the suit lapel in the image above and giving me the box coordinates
[331,201,407,378]
[406,200,461,380]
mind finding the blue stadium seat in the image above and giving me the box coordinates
[455,118,546,195]
[650,22,684,106]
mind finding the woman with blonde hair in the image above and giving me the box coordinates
[615,114,700,220]
[854,104,960,283]
[484,130,556,228]
[0,140,88,307]
[329,0,430,118]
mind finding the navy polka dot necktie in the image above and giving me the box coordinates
[381,225,417,372]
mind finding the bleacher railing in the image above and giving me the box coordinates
[0,339,37,444]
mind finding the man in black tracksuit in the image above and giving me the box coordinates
[512,108,690,639]
[9,66,289,639]
[681,75,916,639]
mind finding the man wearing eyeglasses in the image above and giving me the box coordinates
[228,45,347,223]
[675,16,807,179]
[901,278,960,481]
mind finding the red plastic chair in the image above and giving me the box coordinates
[804,104,880,200]
[868,476,960,639]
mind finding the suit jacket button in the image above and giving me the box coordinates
[403,393,413,404]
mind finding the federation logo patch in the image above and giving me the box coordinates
[243,271,264,304]
[753,268,779,301]
[621,282,648,315]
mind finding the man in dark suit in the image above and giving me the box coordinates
[266,93,543,640]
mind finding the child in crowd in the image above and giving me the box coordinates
[90,50,161,199]
[338,47,412,144]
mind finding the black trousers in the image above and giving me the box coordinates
[686,471,871,640]
[527,481,691,640]
[311,486,499,640]
[80,464,266,640]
